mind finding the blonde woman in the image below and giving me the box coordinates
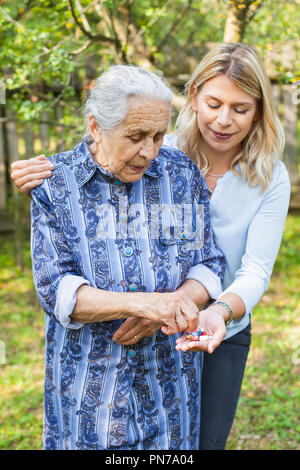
[11,43,291,449]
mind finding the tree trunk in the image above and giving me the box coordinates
[223,0,250,42]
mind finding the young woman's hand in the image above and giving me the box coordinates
[10,155,53,194]
[175,305,227,354]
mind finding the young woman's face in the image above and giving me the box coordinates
[191,75,259,159]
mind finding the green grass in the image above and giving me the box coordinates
[0,236,44,450]
[0,214,299,450]
[227,213,300,450]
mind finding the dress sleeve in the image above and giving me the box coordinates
[31,185,89,329]
[222,162,291,313]
[185,167,225,300]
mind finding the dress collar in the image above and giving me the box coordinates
[72,138,162,188]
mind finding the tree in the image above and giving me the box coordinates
[1,0,299,114]
[223,0,265,42]
[0,0,299,152]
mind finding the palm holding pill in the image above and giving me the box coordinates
[175,305,227,354]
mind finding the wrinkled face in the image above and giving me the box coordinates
[191,75,259,159]
[89,97,170,183]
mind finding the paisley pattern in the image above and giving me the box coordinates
[30,138,225,450]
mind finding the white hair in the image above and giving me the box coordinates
[83,65,173,134]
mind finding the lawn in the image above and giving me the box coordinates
[0,213,299,450]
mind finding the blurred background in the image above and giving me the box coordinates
[0,0,299,450]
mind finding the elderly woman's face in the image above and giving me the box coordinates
[90,97,170,183]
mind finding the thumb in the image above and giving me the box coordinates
[161,325,169,335]
[35,154,47,160]
[161,324,177,336]
[207,327,226,354]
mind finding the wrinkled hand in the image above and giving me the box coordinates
[113,317,162,345]
[130,291,199,336]
[175,305,227,354]
[10,154,53,194]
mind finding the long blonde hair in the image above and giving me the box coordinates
[176,43,285,191]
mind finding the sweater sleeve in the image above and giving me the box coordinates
[185,164,225,300]
[222,162,291,313]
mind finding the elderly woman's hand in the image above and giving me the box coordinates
[175,305,227,354]
[112,317,162,345]
[10,155,54,194]
[129,291,199,336]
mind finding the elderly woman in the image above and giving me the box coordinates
[29,65,225,450]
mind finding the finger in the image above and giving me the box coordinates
[181,309,199,332]
[160,307,181,335]
[177,295,199,331]
[146,323,163,336]
[16,179,44,194]
[139,324,161,340]
[11,155,49,171]
[161,325,168,335]
[11,162,54,180]
[34,154,47,160]
[115,328,141,344]
[175,340,209,353]
[207,329,225,354]
[11,160,29,170]
[175,334,189,345]
[175,310,188,332]
[113,318,159,344]
[160,319,178,336]
[113,317,140,342]
[175,340,198,352]
[15,169,53,186]
[10,159,41,171]
[117,336,139,345]
[138,321,162,337]
[30,155,54,168]
[164,308,188,334]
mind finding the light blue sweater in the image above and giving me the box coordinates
[163,135,291,340]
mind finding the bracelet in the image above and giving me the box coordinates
[213,300,233,326]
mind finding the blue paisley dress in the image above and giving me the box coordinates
[30,139,224,450]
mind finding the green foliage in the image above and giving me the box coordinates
[244,0,300,83]
[0,1,78,119]
[1,0,299,124]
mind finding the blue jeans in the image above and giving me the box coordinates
[199,322,251,450]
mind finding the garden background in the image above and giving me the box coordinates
[0,0,299,450]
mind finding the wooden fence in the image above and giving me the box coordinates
[0,82,299,230]
[0,102,83,212]
[0,100,85,267]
